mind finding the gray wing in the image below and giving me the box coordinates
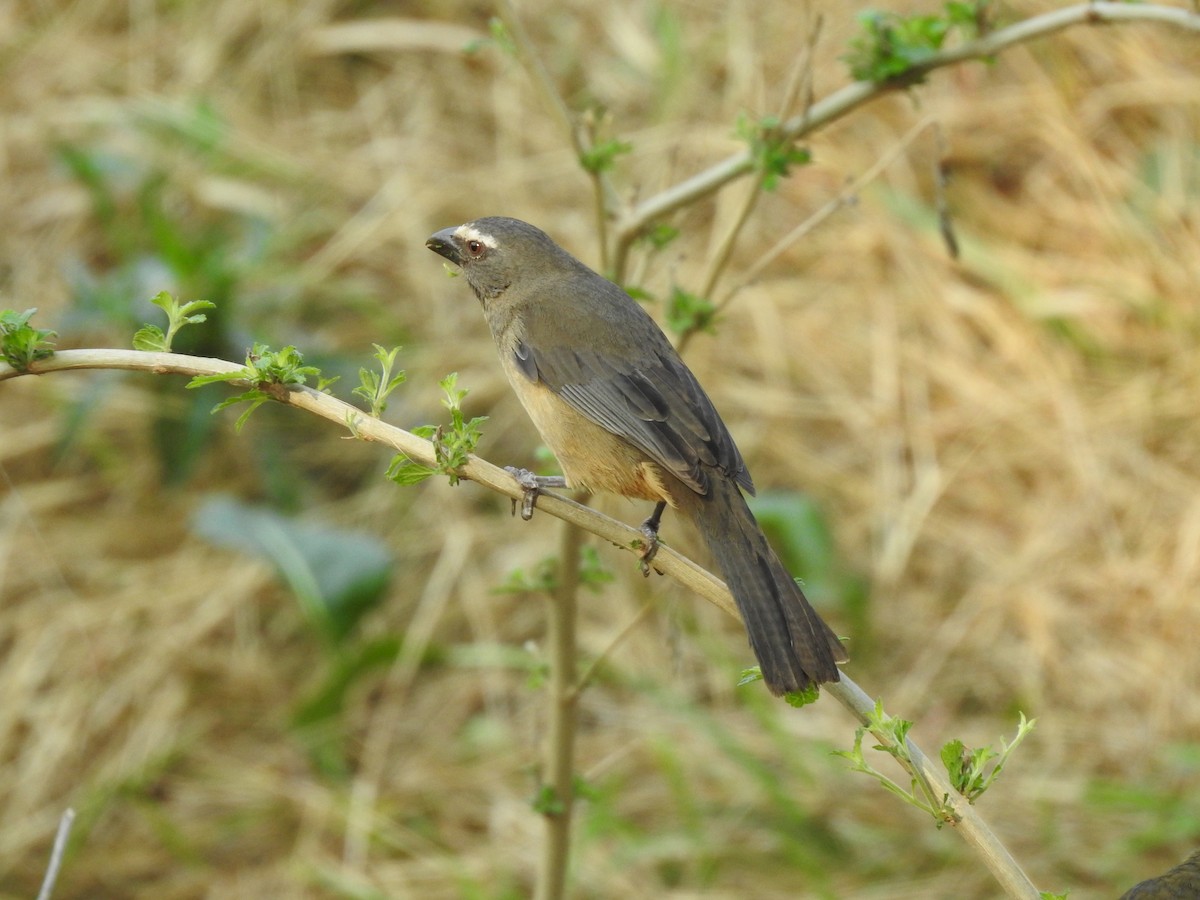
[512,337,754,498]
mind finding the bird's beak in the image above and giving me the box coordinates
[425,227,464,266]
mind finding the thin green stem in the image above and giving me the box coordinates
[613,2,1200,253]
[533,519,584,900]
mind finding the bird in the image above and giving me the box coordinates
[425,216,847,694]
[1120,851,1200,899]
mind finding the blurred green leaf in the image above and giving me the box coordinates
[192,495,392,643]
[0,308,57,370]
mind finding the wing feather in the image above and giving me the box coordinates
[515,339,755,497]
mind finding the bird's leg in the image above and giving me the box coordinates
[504,467,568,521]
[637,500,668,576]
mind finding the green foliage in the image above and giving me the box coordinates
[132,291,216,352]
[1085,743,1200,851]
[386,372,488,487]
[638,223,680,250]
[735,113,812,191]
[532,784,565,816]
[578,546,614,590]
[352,343,407,418]
[665,286,717,336]
[844,2,988,83]
[580,137,633,174]
[55,140,251,351]
[834,700,959,826]
[0,308,57,370]
[191,495,392,644]
[940,712,1035,803]
[784,683,822,708]
[187,342,323,432]
[735,668,821,706]
[496,556,559,594]
[838,703,1036,826]
[1039,891,1069,899]
[495,547,612,596]
[487,16,516,56]
[54,125,293,485]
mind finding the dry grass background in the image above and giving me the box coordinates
[1,1,1198,898]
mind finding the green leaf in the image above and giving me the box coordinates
[0,308,57,370]
[783,683,821,708]
[531,784,565,815]
[843,3,988,84]
[664,286,716,336]
[580,137,633,174]
[940,712,1036,803]
[735,113,812,191]
[385,455,436,486]
[132,324,168,352]
[188,342,321,428]
[737,667,765,687]
[192,495,393,643]
[132,291,215,352]
[353,343,407,418]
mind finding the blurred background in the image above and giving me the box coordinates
[1,1,1198,897]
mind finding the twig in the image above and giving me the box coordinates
[497,0,621,269]
[571,601,654,698]
[826,680,1040,899]
[677,20,821,354]
[612,2,1200,249]
[715,116,941,309]
[534,519,584,900]
[2,348,1037,895]
[36,807,76,900]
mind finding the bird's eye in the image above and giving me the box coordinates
[466,240,484,257]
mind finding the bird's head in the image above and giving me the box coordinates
[425,216,576,303]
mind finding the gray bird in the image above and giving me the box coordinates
[426,216,847,694]
[1120,851,1200,899]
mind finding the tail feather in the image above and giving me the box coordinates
[680,478,846,694]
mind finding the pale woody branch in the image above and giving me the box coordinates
[613,2,1200,249]
[2,346,1040,897]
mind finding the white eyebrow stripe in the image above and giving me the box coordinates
[454,224,497,247]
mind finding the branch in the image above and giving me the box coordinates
[2,347,1038,896]
[826,679,1040,899]
[534,517,583,900]
[612,2,1200,247]
[36,808,75,900]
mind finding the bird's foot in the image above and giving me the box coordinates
[504,467,568,521]
[636,501,667,577]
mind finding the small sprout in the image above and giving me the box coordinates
[580,137,633,174]
[132,291,215,352]
[187,343,322,432]
[843,2,989,84]
[387,372,488,487]
[531,784,565,816]
[834,699,959,827]
[737,667,765,687]
[665,286,717,337]
[735,113,812,191]
[0,308,57,371]
[941,712,1036,804]
[353,344,407,418]
[640,223,680,250]
[783,683,822,708]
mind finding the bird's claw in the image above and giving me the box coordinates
[505,466,542,520]
[637,519,662,577]
[504,467,568,521]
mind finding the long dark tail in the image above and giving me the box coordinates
[679,477,847,694]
